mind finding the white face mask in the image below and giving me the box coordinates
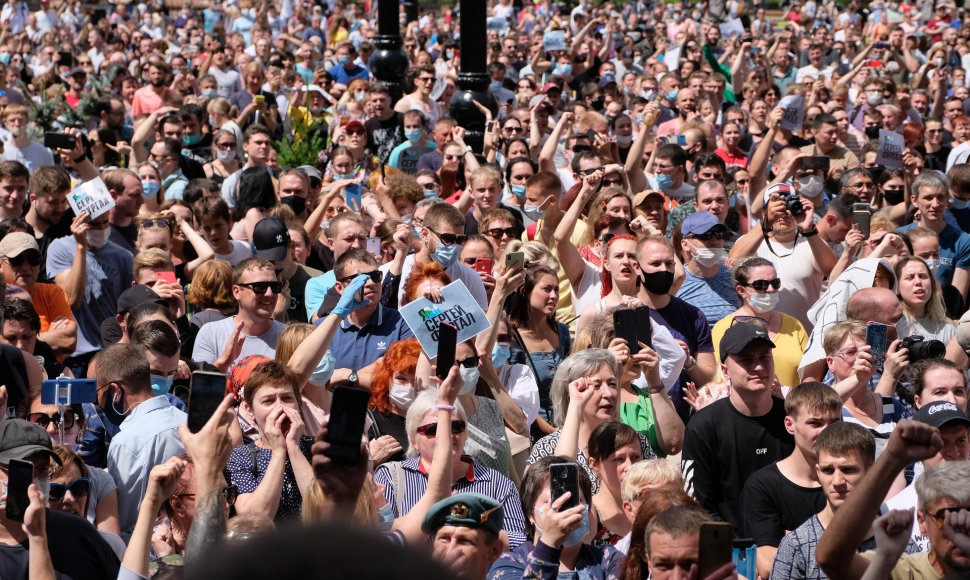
[747,291,779,313]
[9,126,26,140]
[925,258,941,275]
[795,174,823,198]
[459,367,480,395]
[86,228,110,249]
[33,478,50,504]
[216,149,235,162]
[389,383,414,410]
[689,242,721,268]
[865,91,884,106]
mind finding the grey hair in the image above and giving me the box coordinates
[916,460,970,514]
[550,348,620,428]
[404,388,467,458]
[911,171,948,201]
[415,197,447,212]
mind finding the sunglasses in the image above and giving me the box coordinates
[731,315,769,329]
[345,128,365,136]
[237,281,284,294]
[429,228,468,246]
[496,333,512,343]
[687,230,727,241]
[416,419,467,437]
[324,206,351,217]
[602,178,624,187]
[457,355,480,368]
[928,506,970,529]
[338,270,383,285]
[48,477,91,501]
[5,253,41,267]
[570,145,592,153]
[140,218,170,229]
[29,411,78,430]
[504,126,524,134]
[485,227,516,239]
[746,278,781,292]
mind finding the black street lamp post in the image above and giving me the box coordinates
[448,0,497,153]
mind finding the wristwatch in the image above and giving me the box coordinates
[684,356,697,371]
[800,226,819,237]
[348,370,359,387]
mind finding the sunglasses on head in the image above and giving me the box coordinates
[746,278,781,292]
[338,270,383,285]
[29,411,78,430]
[237,280,284,294]
[570,145,592,153]
[687,230,727,241]
[429,228,468,246]
[140,218,170,229]
[416,419,467,437]
[48,477,91,501]
[6,252,41,267]
[731,315,769,329]
[485,227,516,239]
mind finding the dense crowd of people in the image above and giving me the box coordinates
[8,0,970,577]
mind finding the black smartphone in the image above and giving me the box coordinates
[188,371,227,433]
[58,50,74,67]
[436,322,458,380]
[698,522,734,578]
[549,462,580,510]
[379,162,386,180]
[324,386,371,465]
[586,128,597,143]
[487,120,496,133]
[801,156,830,172]
[5,458,32,522]
[44,132,76,150]
[613,308,640,356]
[635,306,653,350]
[852,203,871,239]
[866,322,889,370]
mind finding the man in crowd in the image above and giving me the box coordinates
[422,494,505,580]
[674,210,738,329]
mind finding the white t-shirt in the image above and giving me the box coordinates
[215,240,254,266]
[499,363,540,426]
[882,481,927,553]
[0,140,54,171]
[756,236,824,332]
[397,254,488,311]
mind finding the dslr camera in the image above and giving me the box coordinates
[784,190,804,217]
[899,335,946,362]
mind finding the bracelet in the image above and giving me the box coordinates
[435,404,455,411]
[684,356,697,371]
[800,226,819,237]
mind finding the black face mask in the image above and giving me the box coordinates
[590,98,605,110]
[883,187,905,206]
[640,269,674,295]
[280,195,306,214]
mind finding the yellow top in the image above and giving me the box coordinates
[711,312,809,388]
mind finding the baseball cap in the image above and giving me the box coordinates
[343,119,366,133]
[917,401,970,429]
[252,217,290,262]
[681,211,728,237]
[763,182,794,210]
[719,322,776,362]
[0,420,63,467]
[633,189,677,212]
[0,232,40,258]
[116,284,165,315]
[297,165,323,188]
[541,82,563,94]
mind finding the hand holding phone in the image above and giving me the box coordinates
[549,463,580,510]
[698,522,734,578]
[188,371,228,433]
[155,271,178,286]
[323,386,370,465]
[5,459,32,522]
[505,251,525,270]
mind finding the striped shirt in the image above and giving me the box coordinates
[374,455,527,549]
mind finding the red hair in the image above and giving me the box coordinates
[369,338,423,413]
[600,234,637,298]
[401,262,452,306]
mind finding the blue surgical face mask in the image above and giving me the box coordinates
[558,63,573,76]
[490,80,502,92]
[666,89,679,101]
[142,180,160,198]
[183,133,202,146]
[338,55,350,65]
[424,186,439,198]
[492,342,511,367]
[952,196,970,210]
[537,505,589,547]
[309,350,336,385]
[655,173,674,191]
[150,374,173,396]
[510,184,526,199]
[377,502,394,531]
[333,172,356,180]
[433,241,461,268]
[405,128,424,143]
[203,88,217,100]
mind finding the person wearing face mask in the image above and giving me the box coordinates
[0,105,55,170]
[100,343,187,540]
[490,455,624,579]
[364,338,423,465]
[675,212,739,330]
[712,257,808,389]
[0,419,121,580]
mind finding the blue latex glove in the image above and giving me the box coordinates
[332,273,371,319]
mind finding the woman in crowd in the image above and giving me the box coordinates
[619,485,700,580]
[711,257,808,388]
[230,167,278,242]
[894,256,956,344]
[138,161,164,214]
[873,167,908,211]
[204,129,243,186]
[394,65,441,126]
[226,360,315,523]
[367,338,422,465]
[207,97,244,151]
[274,323,334,438]
[134,211,214,281]
[527,348,656,492]
[488,456,624,578]
[588,420,643,546]
[185,259,238,327]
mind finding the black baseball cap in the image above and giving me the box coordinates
[252,217,291,262]
[917,401,970,429]
[117,284,165,315]
[719,322,776,363]
[0,420,63,466]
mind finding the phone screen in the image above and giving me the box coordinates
[5,459,32,522]
[436,322,458,380]
[155,271,177,285]
[698,523,734,578]
[613,308,640,356]
[345,184,362,212]
[635,306,653,350]
[188,371,227,433]
[549,463,579,510]
[324,386,371,465]
[852,204,871,239]
[866,323,889,370]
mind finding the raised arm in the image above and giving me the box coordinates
[178,216,216,281]
[625,104,659,194]
[554,171,601,289]
[553,376,597,459]
[123,457,186,578]
[54,212,91,310]
[746,106,784,220]
[539,111,575,173]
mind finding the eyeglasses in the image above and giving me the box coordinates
[29,411,78,430]
[497,334,512,343]
[485,227,516,239]
[731,315,769,330]
[835,347,861,362]
[687,230,727,241]
[49,477,91,501]
[237,281,283,295]
[429,228,468,246]
[416,419,467,437]
[324,206,350,217]
[140,218,170,229]
[338,270,383,285]
[927,129,943,134]
[928,506,970,529]
[5,253,41,267]
[176,484,239,506]
[746,278,781,292]
[457,355,480,368]
[849,181,875,190]
[345,128,365,136]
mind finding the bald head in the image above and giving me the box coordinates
[846,287,903,325]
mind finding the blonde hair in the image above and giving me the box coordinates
[504,240,561,271]
[302,476,379,525]
[275,323,314,365]
[620,459,683,504]
[133,248,174,282]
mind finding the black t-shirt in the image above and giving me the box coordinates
[681,397,794,529]
[366,112,404,164]
[285,264,322,324]
[368,409,407,464]
[0,509,120,580]
[740,462,826,547]
[108,222,137,254]
[36,213,74,283]
[307,239,334,274]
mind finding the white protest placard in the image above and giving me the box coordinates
[875,129,905,169]
[663,44,682,70]
[400,281,491,359]
[543,30,567,53]
[778,96,805,132]
[718,18,746,39]
[67,177,115,220]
